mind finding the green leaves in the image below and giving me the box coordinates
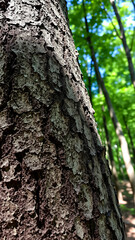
[67,0,135,179]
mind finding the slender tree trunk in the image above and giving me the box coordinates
[82,0,135,204]
[98,88,123,201]
[115,144,125,178]
[102,107,123,201]
[131,0,135,9]
[123,115,135,163]
[88,60,93,106]
[110,0,135,88]
[0,0,126,239]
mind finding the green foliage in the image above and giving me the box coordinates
[67,0,135,180]
[120,205,135,216]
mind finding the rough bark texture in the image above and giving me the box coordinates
[0,0,126,239]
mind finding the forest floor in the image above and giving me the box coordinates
[119,181,135,240]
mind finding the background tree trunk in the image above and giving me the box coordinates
[102,107,123,202]
[110,0,135,88]
[0,0,126,239]
[123,115,135,163]
[82,0,135,204]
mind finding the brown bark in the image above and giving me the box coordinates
[82,0,135,204]
[0,0,126,239]
[110,0,135,88]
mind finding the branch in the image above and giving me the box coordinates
[101,3,121,39]
[131,0,135,10]
[130,28,135,51]
[130,0,135,50]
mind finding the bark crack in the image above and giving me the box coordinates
[0,0,10,12]
[0,50,17,111]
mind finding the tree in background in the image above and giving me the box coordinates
[82,0,135,202]
[0,0,126,239]
[68,0,135,202]
[110,0,135,88]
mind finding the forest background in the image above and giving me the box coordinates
[67,0,135,217]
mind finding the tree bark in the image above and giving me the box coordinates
[82,0,135,204]
[110,0,135,88]
[0,0,126,239]
[88,76,93,106]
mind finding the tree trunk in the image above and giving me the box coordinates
[131,0,135,9]
[82,0,135,204]
[88,75,93,106]
[110,0,135,88]
[115,144,125,178]
[102,108,123,202]
[123,115,135,163]
[0,0,126,239]
[88,60,93,106]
